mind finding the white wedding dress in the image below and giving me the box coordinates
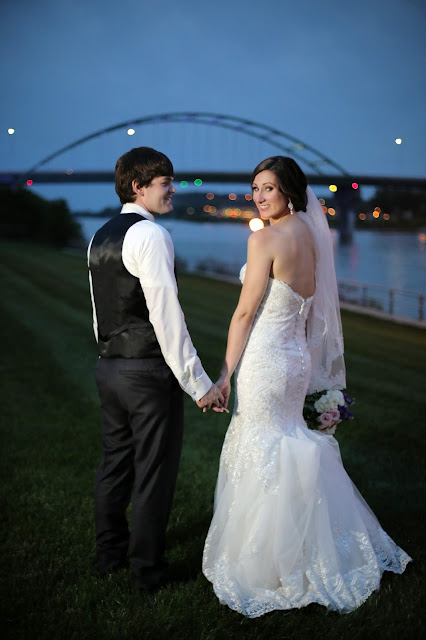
[202,264,411,617]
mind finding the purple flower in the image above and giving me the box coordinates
[338,405,354,420]
[343,393,354,406]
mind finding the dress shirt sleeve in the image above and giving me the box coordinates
[122,221,212,401]
[87,236,98,342]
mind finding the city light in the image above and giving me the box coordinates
[7,128,15,135]
[127,128,135,135]
[180,181,188,188]
[395,138,402,145]
[329,184,337,193]
[249,218,265,231]
[194,179,203,186]
[249,218,264,232]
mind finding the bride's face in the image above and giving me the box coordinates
[251,170,289,222]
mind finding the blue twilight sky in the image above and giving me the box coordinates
[1,0,425,212]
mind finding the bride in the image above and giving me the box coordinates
[202,156,411,617]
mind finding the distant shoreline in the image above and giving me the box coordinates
[73,211,426,232]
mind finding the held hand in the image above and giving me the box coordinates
[216,376,231,411]
[196,383,229,413]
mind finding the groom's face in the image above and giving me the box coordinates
[134,175,176,215]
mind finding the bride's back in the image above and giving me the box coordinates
[268,216,316,300]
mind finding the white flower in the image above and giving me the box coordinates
[314,390,344,413]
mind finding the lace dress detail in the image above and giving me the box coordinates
[202,264,411,617]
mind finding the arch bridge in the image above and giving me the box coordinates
[4,112,425,241]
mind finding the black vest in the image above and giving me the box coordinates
[89,213,164,359]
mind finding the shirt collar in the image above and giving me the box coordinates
[120,202,155,222]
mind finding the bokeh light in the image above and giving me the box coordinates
[206,192,214,200]
[319,198,325,205]
[66,168,73,175]
[186,207,195,214]
[359,213,366,220]
[228,193,237,200]
[329,185,337,193]
[180,181,188,188]
[373,210,380,219]
[245,193,253,201]
[26,179,33,186]
[352,182,359,190]
[328,208,336,216]
[194,178,203,186]
[249,218,264,232]
[7,128,15,135]
[383,213,390,220]
[127,128,135,135]
[395,138,402,145]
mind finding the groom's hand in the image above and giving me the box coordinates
[196,384,228,413]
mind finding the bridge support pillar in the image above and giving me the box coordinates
[335,186,358,244]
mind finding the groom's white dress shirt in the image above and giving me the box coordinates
[88,203,212,401]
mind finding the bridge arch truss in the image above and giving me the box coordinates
[27,112,349,177]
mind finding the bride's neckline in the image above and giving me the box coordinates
[240,264,314,302]
[269,277,315,302]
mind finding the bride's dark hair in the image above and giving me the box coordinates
[251,156,308,212]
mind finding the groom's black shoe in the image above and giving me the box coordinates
[131,560,168,593]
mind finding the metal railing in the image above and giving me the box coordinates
[338,280,425,323]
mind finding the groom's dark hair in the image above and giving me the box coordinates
[115,146,174,204]
[251,156,308,212]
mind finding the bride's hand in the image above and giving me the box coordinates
[215,376,231,410]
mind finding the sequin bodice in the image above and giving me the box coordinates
[236,264,313,427]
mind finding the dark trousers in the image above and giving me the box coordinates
[94,357,184,586]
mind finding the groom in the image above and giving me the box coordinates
[88,146,224,590]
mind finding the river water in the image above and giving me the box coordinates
[79,216,426,296]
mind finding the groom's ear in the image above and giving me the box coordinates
[132,179,143,196]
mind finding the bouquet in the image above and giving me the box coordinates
[303,389,354,435]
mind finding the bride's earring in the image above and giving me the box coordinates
[288,199,294,215]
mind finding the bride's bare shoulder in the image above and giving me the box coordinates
[248,225,273,246]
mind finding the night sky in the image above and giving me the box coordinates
[1,0,425,211]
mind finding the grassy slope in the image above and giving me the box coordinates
[0,241,424,640]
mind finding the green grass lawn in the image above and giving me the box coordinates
[0,241,425,640]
